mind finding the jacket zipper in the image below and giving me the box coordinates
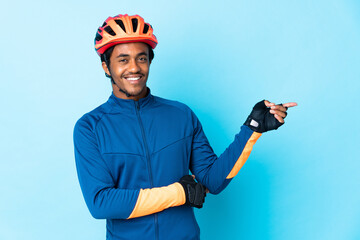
[135,101,159,240]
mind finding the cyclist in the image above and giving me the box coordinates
[74,14,297,240]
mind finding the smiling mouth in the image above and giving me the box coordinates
[123,75,143,82]
[125,77,141,80]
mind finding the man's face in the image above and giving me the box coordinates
[103,42,150,100]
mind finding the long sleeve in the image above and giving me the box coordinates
[189,111,261,194]
[74,118,185,220]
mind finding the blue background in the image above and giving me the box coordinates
[1,0,359,239]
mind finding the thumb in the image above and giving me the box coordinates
[264,100,274,108]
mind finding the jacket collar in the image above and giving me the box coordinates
[108,87,154,113]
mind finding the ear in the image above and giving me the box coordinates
[102,61,111,76]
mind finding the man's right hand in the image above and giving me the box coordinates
[179,175,206,208]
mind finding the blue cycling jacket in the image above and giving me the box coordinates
[73,89,261,240]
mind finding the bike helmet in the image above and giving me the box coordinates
[94,14,158,56]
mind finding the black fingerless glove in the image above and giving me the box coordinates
[179,175,206,208]
[244,100,284,133]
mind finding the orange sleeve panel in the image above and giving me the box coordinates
[226,132,262,179]
[127,182,186,219]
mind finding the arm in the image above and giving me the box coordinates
[190,100,297,194]
[190,114,261,195]
[74,118,185,220]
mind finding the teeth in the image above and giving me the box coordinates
[126,77,140,81]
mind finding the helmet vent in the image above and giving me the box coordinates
[131,18,138,32]
[115,19,126,32]
[143,24,149,34]
[104,26,116,36]
[102,21,107,27]
[95,32,103,42]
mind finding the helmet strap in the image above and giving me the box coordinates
[119,88,132,98]
[103,54,134,98]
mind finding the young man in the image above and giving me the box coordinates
[74,14,297,240]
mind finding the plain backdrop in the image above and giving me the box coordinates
[1,0,359,239]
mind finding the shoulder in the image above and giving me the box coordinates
[152,95,194,114]
[74,100,114,134]
[151,95,200,129]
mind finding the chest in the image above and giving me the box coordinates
[95,108,194,187]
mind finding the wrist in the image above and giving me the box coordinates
[173,182,186,205]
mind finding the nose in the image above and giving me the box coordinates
[128,59,141,73]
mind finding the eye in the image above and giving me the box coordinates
[138,57,148,62]
[119,58,128,63]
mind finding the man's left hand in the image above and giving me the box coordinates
[265,100,298,124]
[244,100,298,133]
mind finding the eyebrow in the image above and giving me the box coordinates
[116,52,148,58]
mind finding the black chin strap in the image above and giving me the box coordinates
[104,55,133,97]
[119,88,132,97]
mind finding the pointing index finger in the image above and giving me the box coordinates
[282,102,298,108]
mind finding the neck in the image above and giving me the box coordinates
[112,86,149,101]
